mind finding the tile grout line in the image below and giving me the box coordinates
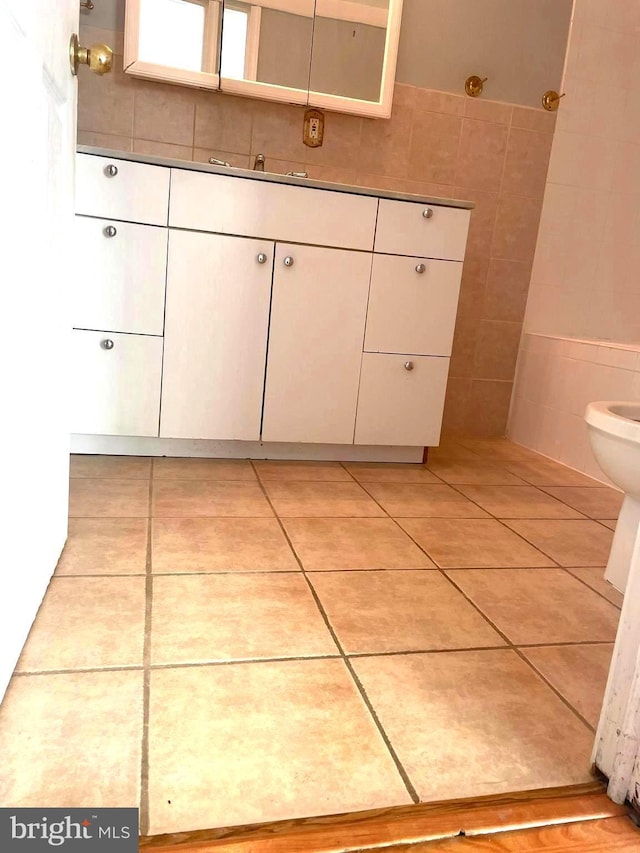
[347,470,619,609]
[250,461,421,806]
[70,462,620,592]
[560,566,622,612]
[339,462,602,734]
[13,665,145,678]
[595,519,617,529]
[71,453,616,756]
[57,564,606,575]
[398,469,622,701]
[12,637,615,679]
[427,477,569,568]
[441,570,599,734]
[489,466,608,490]
[488,515,606,569]
[453,484,591,522]
[139,465,154,836]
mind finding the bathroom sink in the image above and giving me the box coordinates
[585,401,640,591]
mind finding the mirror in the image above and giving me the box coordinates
[309,0,390,103]
[124,0,403,116]
[219,0,316,104]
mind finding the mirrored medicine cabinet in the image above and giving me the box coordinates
[123,0,403,118]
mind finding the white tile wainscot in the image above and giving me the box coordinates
[508,333,640,483]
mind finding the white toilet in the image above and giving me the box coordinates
[585,401,640,593]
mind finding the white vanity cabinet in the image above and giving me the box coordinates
[261,244,372,444]
[355,354,450,446]
[363,254,463,357]
[169,169,378,250]
[374,199,470,261]
[160,230,274,441]
[75,154,170,226]
[73,217,167,336]
[70,331,163,437]
[71,154,168,437]
[72,150,472,455]
[352,201,467,446]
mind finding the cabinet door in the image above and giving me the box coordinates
[354,353,450,447]
[262,244,372,444]
[70,330,163,437]
[73,217,167,335]
[364,254,462,356]
[161,230,273,441]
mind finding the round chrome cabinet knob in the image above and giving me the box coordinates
[283,256,294,267]
[100,339,114,350]
[404,361,414,371]
[103,225,117,237]
[422,208,433,219]
[415,263,426,274]
[104,164,118,177]
[256,253,268,264]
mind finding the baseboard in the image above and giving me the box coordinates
[70,434,424,463]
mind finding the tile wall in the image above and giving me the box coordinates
[509,333,640,482]
[509,2,640,470]
[77,22,556,437]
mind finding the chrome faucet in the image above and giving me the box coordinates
[253,153,265,171]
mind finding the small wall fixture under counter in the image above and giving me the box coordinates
[72,147,473,462]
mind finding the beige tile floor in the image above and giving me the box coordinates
[0,438,624,836]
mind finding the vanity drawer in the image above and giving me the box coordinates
[364,254,462,357]
[374,199,470,261]
[73,217,168,335]
[75,154,170,226]
[70,330,163,437]
[169,169,378,250]
[354,353,449,446]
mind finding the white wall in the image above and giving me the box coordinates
[396,0,572,109]
[522,0,640,343]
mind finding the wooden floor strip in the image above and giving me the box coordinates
[139,782,633,852]
[382,816,640,851]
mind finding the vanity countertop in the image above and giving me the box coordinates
[77,146,475,210]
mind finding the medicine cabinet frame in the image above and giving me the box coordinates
[123,0,404,118]
[124,0,222,91]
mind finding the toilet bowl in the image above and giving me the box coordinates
[585,401,640,593]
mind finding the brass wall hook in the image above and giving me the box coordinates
[80,1,95,9]
[465,75,488,97]
[542,90,566,111]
